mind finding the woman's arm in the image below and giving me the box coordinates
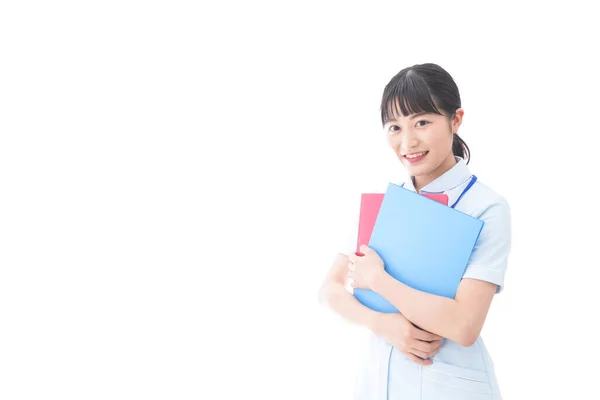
[349,198,511,347]
[318,253,444,365]
[371,273,497,346]
[318,253,381,329]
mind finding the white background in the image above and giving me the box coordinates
[1,1,599,399]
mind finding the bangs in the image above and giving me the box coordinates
[380,71,443,125]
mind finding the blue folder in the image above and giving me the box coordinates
[353,183,485,313]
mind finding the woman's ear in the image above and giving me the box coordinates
[452,108,464,133]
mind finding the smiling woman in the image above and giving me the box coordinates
[381,68,471,193]
[318,63,511,400]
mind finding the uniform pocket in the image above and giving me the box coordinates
[421,360,493,400]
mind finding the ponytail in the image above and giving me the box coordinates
[452,133,471,164]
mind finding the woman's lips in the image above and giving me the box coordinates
[404,151,429,164]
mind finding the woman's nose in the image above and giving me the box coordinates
[400,133,419,150]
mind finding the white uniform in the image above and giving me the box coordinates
[339,157,512,400]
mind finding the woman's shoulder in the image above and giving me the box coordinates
[468,179,511,217]
[473,179,508,202]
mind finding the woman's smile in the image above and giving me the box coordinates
[403,151,429,164]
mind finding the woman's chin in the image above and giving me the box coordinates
[404,162,426,175]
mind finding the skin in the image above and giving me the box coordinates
[384,108,462,193]
[318,104,499,365]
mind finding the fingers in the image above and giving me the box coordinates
[347,270,356,288]
[411,325,443,342]
[347,270,357,284]
[410,337,441,354]
[359,244,372,254]
[406,352,433,366]
[347,270,367,289]
[348,252,361,264]
[410,339,441,357]
[408,347,435,360]
[347,261,355,272]
[348,252,357,263]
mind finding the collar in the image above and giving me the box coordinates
[403,156,473,193]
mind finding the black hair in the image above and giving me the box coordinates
[380,63,471,164]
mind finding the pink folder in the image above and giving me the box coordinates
[356,192,449,255]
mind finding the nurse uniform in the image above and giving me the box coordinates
[339,157,512,400]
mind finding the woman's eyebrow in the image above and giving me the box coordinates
[408,112,429,120]
[385,112,429,125]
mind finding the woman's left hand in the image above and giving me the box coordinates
[347,245,386,290]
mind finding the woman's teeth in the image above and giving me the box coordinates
[406,151,428,159]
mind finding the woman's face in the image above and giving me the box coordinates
[384,107,464,187]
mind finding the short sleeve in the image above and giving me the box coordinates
[462,197,512,293]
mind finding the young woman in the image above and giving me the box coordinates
[318,63,511,400]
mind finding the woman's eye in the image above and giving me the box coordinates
[416,120,429,127]
[388,125,400,133]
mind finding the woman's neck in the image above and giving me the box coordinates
[413,154,457,193]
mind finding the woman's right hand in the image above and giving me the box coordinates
[371,313,443,365]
